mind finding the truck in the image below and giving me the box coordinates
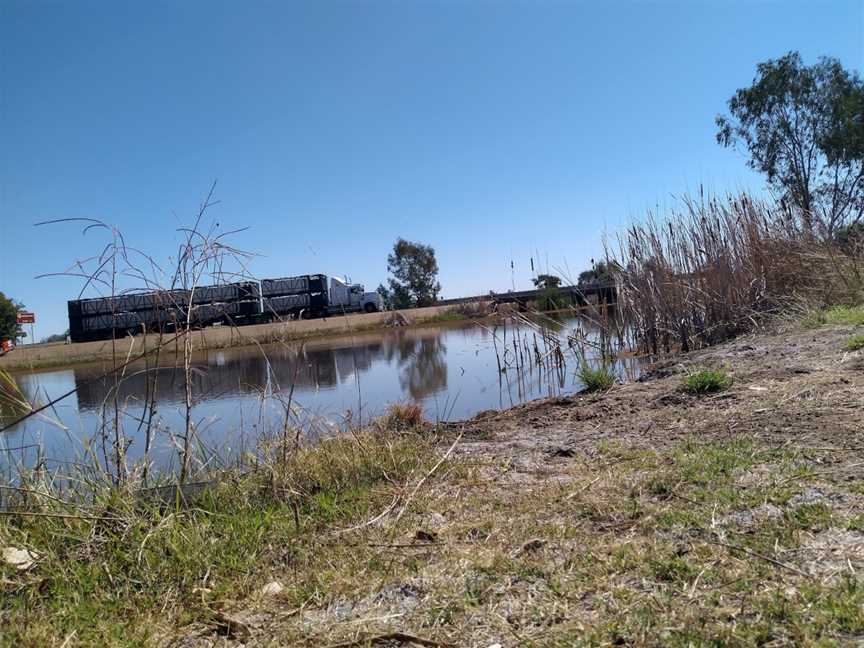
[66,273,384,343]
[262,274,383,319]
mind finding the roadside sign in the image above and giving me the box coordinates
[16,312,35,324]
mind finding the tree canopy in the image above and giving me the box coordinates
[532,274,561,290]
[578,260,617,285]
[716,51,864,236]
[384,238,441,309]
[0,293,25,342]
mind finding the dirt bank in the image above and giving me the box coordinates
[5,317,864,647]
[0,304,468,372]
[161,319,864,646]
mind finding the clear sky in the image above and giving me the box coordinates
[1,1,862,339]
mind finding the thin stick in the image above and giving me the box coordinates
[394,430,463,523]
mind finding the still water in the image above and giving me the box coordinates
[3,316,637,473]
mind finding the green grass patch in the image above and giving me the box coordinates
[681,367,732,394]
[803,304,864,328]
[0,429,438,647]
[845,334,864,351]
[577,363,615,392]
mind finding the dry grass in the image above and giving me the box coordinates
[378,402,425,430]
[3,321,864,646]
[611,192,864,355]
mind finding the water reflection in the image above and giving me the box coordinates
[3,316,640,472]
[384,334,448,400]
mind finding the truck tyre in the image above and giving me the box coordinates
[364,303,378,313]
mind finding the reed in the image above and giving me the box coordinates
[609,191,864,355]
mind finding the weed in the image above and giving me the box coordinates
[804,305,864,328]
[379,402,425,430]
[681,367,732,394]
[578,363,615,392]
[0,428,437,646]
[845,334,864,350]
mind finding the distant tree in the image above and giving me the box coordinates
[376,283,393,310]
[41,331,68,344]
[0,293,25,342]
[385,238,441,309]
[578,260,617,285]
[716,51,864,236]
[532,274,562,289]
[834,221,864,254]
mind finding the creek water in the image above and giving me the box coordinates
[2,315,638,474]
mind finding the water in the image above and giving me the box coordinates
[1,315,637,474]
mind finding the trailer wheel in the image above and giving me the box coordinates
[364,303,378,313]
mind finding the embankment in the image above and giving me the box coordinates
[4,314,864,646]
[0,304,467,372]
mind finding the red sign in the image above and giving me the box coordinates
[16,311,35,324]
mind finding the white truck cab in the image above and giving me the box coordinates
[328,276,383,313]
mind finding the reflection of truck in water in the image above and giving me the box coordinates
[67,273,384,343]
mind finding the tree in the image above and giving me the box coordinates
[385,238,441,309]
[41,331,68,344]
[532,274,561,289]
[0,293,25,342]
[716,51,864,236]
[578,260,617,285]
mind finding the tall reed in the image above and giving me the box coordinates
[609,192,863,355]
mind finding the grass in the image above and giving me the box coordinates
[0,428,439,647]
[4,431,863,646]
[681,367,733,394]
[845,333,864,351]
[804,304,864,328]
[378,402,425,430]
[577,363,615,392]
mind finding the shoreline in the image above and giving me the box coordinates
[3,315,864,644]
[0,304,487,373]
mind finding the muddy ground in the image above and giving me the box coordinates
[156,322,864,645]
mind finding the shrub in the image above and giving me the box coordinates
[846,334,864,351]
[381,402,424,430]
[578,363,615,392]
[611,192,864,355]
[681,368,733,394]
[804,305,864,328]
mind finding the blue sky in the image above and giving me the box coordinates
[1,1,862,338]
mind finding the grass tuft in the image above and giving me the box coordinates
[845,334,864,351]
[681,367,733,394]
[578,363,615,392]
[379,402,425,430]
[803,305,864,328]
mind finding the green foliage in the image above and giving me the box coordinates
[532,274,561,290]
[578,260,617,285]
[846,334,864,351]
[716,51,864,235]
[0,429,434,645]
[376,283,393,310]
[385,238,441,309]
[537,286,562,311]
[578,363,615,392]
[0,292,25,342]
[681,368,733,394]
[803,305,864,327]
